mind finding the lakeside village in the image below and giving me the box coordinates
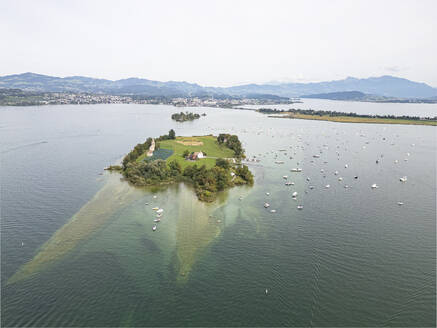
[0,88,294,107]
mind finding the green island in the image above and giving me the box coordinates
[258,108,437,126]
[171,111,206,122]
[110,130,253,202]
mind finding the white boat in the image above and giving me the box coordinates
[397,202,404,205]
[152,225,157,231]
[313,154,320,158]
[291,168,302,172]
[270,209,276,213]
[283,175,288,179]
[344,164,348,168]
[266,192,270,196]
[297,205,303,210]
[285,181,292,186]
[334,171,339,175]
[306,177,310,181]
[309,186,315,189]
[399,176,407,182]
[264,203,270,208]
[325,184,330,188]
[292,191,298,198]
[371,184,379,189]
[338,177,343,181]
[156,208,164,214]
[154,218,161,222]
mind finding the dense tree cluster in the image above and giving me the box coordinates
[182,161,253,201]
[123,159,181,185]
[156,129,176,141]
[171,112,201,122]
[122,137,153,169]
[217,134,244,158]
[122,157,253,202]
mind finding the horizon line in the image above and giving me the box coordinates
[1,71,436,89]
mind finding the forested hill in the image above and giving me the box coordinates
[1,73,436,99]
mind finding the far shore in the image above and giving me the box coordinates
[267,113,437,126]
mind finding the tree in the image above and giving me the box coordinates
[216,158,230,169]
[212,166,231,190]
[235,165,254,185]
[169,129,176,139]
[183,149,190,158]
[168,160,182,174]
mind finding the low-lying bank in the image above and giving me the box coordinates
[258,108,437,126]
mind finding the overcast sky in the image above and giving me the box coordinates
[1,0,436,87]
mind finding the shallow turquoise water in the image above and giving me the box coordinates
[1,103,435,326]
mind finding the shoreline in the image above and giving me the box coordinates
[267,113,437,126]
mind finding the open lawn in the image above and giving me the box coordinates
[158,135,235,169]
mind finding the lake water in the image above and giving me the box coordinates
[243,98,437,117]
[1,103,436,326]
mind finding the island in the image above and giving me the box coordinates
[112,129,253,202]
[258,108,437,126]
[171,111,205,122]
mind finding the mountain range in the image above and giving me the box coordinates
[1,73,436,99]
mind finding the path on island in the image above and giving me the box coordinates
[204,156,236,163]
[146,138,155,157]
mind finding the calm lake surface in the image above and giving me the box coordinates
[1,103,436,326]
[243,98,437,117]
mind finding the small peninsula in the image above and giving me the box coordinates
[258,108,437,126]
[114,130,253,202]
[171,111,205,122]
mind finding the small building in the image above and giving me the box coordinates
[188,151,204,160]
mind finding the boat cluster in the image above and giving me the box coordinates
[148,202,164,232]
[252,130,413,214]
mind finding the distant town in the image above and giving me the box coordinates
[0,88,296,107]
[1,86,435,107]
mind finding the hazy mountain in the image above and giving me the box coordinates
[1,73,436,99]
[226,76,437,98]
[0,73,207,97]
[301,91,368,100]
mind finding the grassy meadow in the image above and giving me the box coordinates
[157,135,235,169]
